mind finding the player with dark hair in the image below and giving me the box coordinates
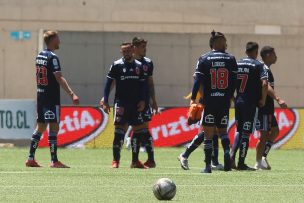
[191,31,238,173]
[100,42,149,169]
[254,46,287,169]
[131,36,158,168]
[232,42,268,170]
[178,82,224,170]
[25,30,79,168]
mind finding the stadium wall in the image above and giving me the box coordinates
[1,0,304,106]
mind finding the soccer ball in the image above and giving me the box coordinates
[152,178,176,200]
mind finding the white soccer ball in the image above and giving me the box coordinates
[153,178,176,200]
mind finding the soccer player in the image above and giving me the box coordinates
[131,36,158,168]
[255,46,287,169]
[191,31,238,173]
[100,42,150,169]
[178,92,224,170]
[178,39,224,171]
[233,42,268,170]
[25,30,79,168]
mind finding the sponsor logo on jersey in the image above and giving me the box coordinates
[143,65,149,72]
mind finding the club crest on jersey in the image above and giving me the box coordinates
[135,67,140,75]
[123,68,126,73]
[143,65,149,72]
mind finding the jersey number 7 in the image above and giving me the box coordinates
[237,74,248,93]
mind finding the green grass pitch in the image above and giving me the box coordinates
[0,147,303,202]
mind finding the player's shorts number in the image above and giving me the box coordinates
[36,66,48,86]
[237,74,248,93]
[210,68,228,89]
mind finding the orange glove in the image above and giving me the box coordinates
[187,103,204,125]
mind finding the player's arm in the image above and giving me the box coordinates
[267,85,287,108]
[136,78,147,112]
[148,76,159,114]
[54,72,79,105]
[259,79,268,107]
[191,59,205,105]
[100,77,115,114]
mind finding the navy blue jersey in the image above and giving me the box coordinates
[194,50,238,108]
[36,49,61,105]
[137,57,154,102]
[107,58,146,104]
[236,57,268,105]
[259,65,274,114]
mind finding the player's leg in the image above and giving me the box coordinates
[230,131,240,169]
[255,114,270,169]
[230,105,242,169]
[131,123,148,169]
[112,103,128,168]
[26,122,47,167]
[202,125,215,173]
[262,115,279,170]
[140,122,156,168]
[200,107,216,173]
[125,126,133,150]
[211,134,220,167]
[178,130,204,170]
[216,108,231,171]
[237,105,256,170]
[48,122,68,168]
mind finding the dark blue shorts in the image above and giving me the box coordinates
[235,103,258,133]
[142,104,152,122]
[37,104,60,123]
[113,101,145,126]
[201,105,229,129]
[256,113,278,131]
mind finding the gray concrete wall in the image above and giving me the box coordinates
[0,0,304,106]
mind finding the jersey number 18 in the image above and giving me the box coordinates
[210,68,228,89]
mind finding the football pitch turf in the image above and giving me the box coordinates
[0,147,303,202]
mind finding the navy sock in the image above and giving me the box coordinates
[183,131,204,158]
[238,133,250,165]
[131,131,141,162]
[48,131,58,163]
[230,132,240,160]
[212,134,219,165]
[113,128,125,162]
[204,139,213,166]
[28,131,42,160]
[263,141,273,157]
[220,133,230,156]
[141,129,154,162]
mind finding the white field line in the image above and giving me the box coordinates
[0,184,303,188]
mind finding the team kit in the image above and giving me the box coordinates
[26,30,287,173]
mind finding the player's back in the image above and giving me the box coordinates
[36,49,60,105]
[236,57,267,105]
[196,50,237,108]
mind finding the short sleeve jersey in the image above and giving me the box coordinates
[236,57,268,105]
[194,50,238,108]
[259,65,275,114]
[138,57,154,102]
[36,49,61,105]
[107,58,146,104]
